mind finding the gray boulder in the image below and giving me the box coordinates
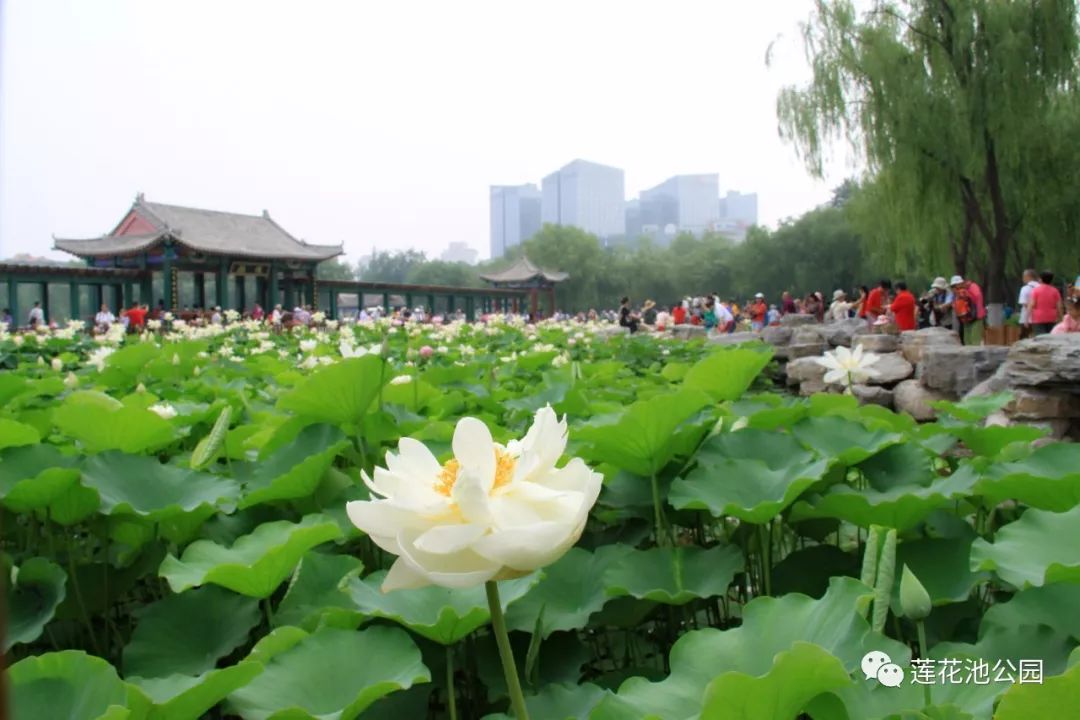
[866,352,915,385]
[1005,388,1080,420]
[780,313,818,327]
[965,365,1010,399]
[671,325,707,340]
[786,357,828,385]
[760,326,793,346]
[786,343,830,360]
[894,379,949,421]
[900,327,961,365]
[792,326,828,345]
[1001,335,1080,389]
[852,384,894,408]
[819,318,866,347]
[707,332,762,346]
[854,334,900,353]
[919,345,1010,397]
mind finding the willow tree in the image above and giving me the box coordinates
[776,0,1080,322]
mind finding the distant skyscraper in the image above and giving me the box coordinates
[441,241,478,265]
[541,159,625,241]
[639,174,720,244]
[719,190,759,226]
[490,184,542,258]
[624,199,642,241]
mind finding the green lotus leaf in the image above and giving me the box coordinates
[0,373,28,404]
[790,468,978,533]
[891,537,989,608]
[699,642,851,719]
[505,545,636,638]
[53,391,176,453]
[591,577,907,720]
[348,569,538,645]
[948,425,1046,458]
[669,429,832,523]
[6,557,67,651]
[159,514,343,597]
[237,424,349,509]
[682,346,773,401]
[934,623,1074,680]
[380,376,443,411]
[971,505,1080,588]
[10,650,146,720]
[858,443,937,492]
[129,663,263,720]
[225,626,430,720]
[967,443,1080,512]
[604,544,743,605]
[0,417,40,450]
[792,415,903,466]
[277,355,385,426]
[0,444,83,513]
[82,452,241,526]
[577,389,713,476]
[981,584,1080,642]
[771,545,860,599]
[275,552,364,630]
[123,585,260,678]
[481,681,609,720]
[994,657,1080,720]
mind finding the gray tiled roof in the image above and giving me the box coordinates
[480,256,568,284]
[54,198,343,262]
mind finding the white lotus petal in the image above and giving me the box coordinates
[413,523,488,555]
[452,417,496,493]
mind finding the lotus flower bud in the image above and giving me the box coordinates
[899,565,932,620]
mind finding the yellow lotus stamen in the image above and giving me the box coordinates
[433,448,516,497]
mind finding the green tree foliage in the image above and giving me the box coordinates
[314,259,357,281]
[776,0,1080,311]
[405,260,482,288]
[359,250,429,283]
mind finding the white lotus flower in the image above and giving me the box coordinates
[299,339,318,353]
[347,406,602,591]
[87,346,114,372]
[389,374,412,385]
[172,353,181,366]
[339,341,368,359]
[148,403,178,420]
[135,383,147,394]
[816,345,880,391]
[299,355,319,370]
[63,372,79,389]
[36,356,45,366]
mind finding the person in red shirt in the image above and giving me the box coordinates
[889,281,917,332]
[124,302,147,331]
[1030,270,1063,335]
[750,294,768,331]
[672,302,687,325]
[863,280,891,324]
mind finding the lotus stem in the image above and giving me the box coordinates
[650,473,669,547]
[916,619,931,707]
[485,581,530,720]
[446,645,458,720]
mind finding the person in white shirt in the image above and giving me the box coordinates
[210,306,223,325]
[828,289,853,322]
[1018,268,1039,338]
[94,303,115,329]
[28,301,45,328]
[715,301,734,332]
[270,304,283,326]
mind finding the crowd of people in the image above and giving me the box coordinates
[5,269,1080,342]
[612,269,1080,342]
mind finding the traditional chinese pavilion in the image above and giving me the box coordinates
[54,194,343,312]
[1,194,529,325]
[480,256,567,318]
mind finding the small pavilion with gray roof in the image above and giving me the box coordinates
[480,256,567,319]
[53,193,343,312]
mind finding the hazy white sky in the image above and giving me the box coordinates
[0,0,847,264]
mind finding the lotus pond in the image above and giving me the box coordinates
[2,318,1079,719]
